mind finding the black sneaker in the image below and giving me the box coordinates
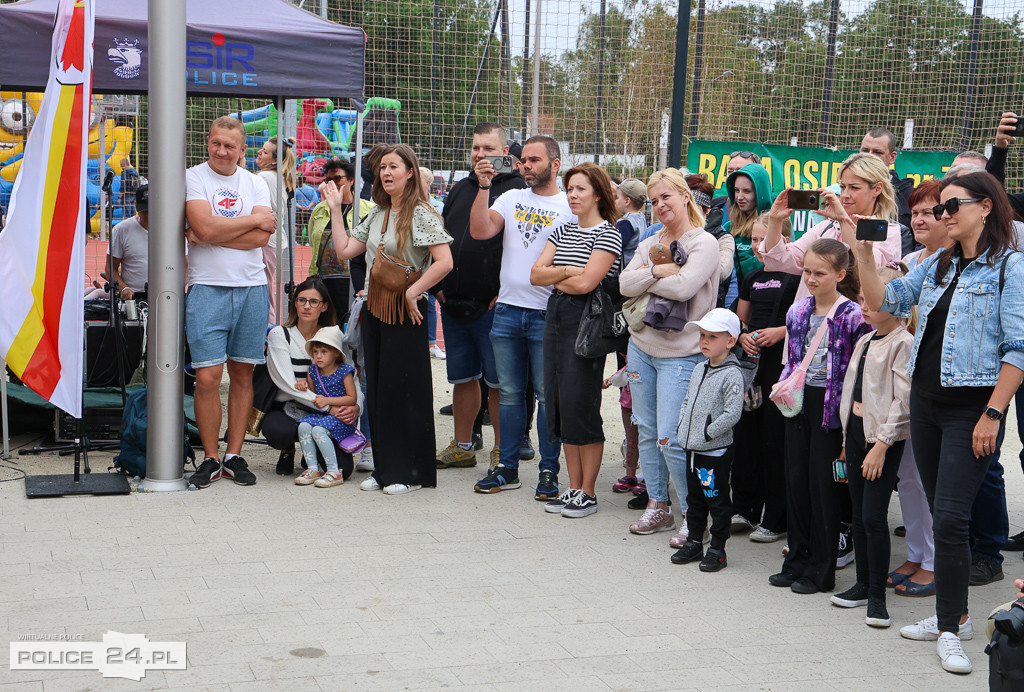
[671,540,703,564]
[520,433,535,461]
[472,433,484,451]
[968,555,1004,586]
[1007,530,1024,551]
[545,488,576,514]
[628,491,671,510]
[768,571,797,587]
[275,450,295,476]
[189,457,222,488]
[223,456,257,486]
[439,404,453,416]
[535,470,559,500]
[791,577,820,595]
[865,596,891,628]
[474,465,522,493]
[836,525,854,568]
[561,491,598,518]
[699,547,727,572]
[830,582,870,608]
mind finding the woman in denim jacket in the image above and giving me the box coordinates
[858,171,1024,676]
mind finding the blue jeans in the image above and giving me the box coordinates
[427,294,438,344]
[359,364,371,442]
[969,424,1008,565]
[489,303,560,474]
[626,341,701,506]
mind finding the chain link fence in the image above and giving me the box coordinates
[4,0,1024,266]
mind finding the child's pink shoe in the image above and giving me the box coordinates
[612,475,638,493]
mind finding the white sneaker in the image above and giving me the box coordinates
[750,526,785,543]
[429,344,446,359]
[937,632,972,674]
[900,615,974,641]
[359,476,382,491]
[355,447,374,472]
[383,483,422,495]
[731,514,755,532]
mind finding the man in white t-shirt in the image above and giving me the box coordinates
[84,185,151,302]
[468,135,575,499]
[184,116,276,489]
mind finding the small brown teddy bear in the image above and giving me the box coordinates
[649,243,673,265]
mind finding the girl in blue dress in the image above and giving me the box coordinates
[294,327,359,487]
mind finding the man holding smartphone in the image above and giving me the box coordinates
[434,123,526,473]
[469,135,574,500]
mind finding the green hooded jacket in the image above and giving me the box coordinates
[723,163,774,282]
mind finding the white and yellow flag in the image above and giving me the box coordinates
[0,0,94,417]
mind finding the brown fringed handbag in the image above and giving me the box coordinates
[367,208,423,324]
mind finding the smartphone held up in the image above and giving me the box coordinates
[787,189,820,211]
[855,218,888,242]
[484,155,515,175]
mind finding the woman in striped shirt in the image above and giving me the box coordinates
[530,162,622,518]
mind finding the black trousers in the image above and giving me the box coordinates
[782,386,843,591]
[910,389,1002,634]
[362,301,437,488]
[731,344,787,532]
[321,276,351,324]
[686,447,734,550]
[845,414,905,598]
[261,406,354,479]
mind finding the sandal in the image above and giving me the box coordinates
[613,475,638,493]
[631,480,647,496]
[886,570,911,589]
[894,579,936,598]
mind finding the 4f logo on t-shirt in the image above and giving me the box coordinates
[513,203,557,248]
[212,187,242,217]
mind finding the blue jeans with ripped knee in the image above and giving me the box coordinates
[626,341,701,507]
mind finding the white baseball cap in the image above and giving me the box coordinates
[684,308,741,338]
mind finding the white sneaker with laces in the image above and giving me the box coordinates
[430,344,446,359]
[383,483,422,495]
[937,632,972,674]
[731,514,755,531]
[750,526,785,543]
[900,614,974,641]
[359,476,382,491]
[355,447,374,472]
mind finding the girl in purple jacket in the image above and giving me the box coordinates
[768,238,869,595]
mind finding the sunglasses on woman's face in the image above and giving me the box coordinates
[932,197,983,220]
[296,297,323,307]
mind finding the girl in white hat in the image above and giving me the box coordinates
[294,326,361,487]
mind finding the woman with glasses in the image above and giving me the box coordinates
[858,171,1024,676]
[263,277,360,478]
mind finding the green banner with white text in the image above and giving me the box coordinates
[687,140,957,196]
[686,140,957,237]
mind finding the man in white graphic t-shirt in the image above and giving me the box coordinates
[468,135,575,499]
[184,116,276,489]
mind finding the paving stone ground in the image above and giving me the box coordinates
[1,356,1020,690]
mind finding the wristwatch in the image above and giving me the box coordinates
[984,406,1004,421]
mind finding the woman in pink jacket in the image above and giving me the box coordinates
[761,153,902,301]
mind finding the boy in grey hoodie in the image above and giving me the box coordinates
[673,308,746,572]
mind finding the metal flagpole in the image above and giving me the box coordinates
[140,0,188,491]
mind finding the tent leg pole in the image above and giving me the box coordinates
[275,96,284,324]
[353,106,363,223]
[1,357,9,460]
